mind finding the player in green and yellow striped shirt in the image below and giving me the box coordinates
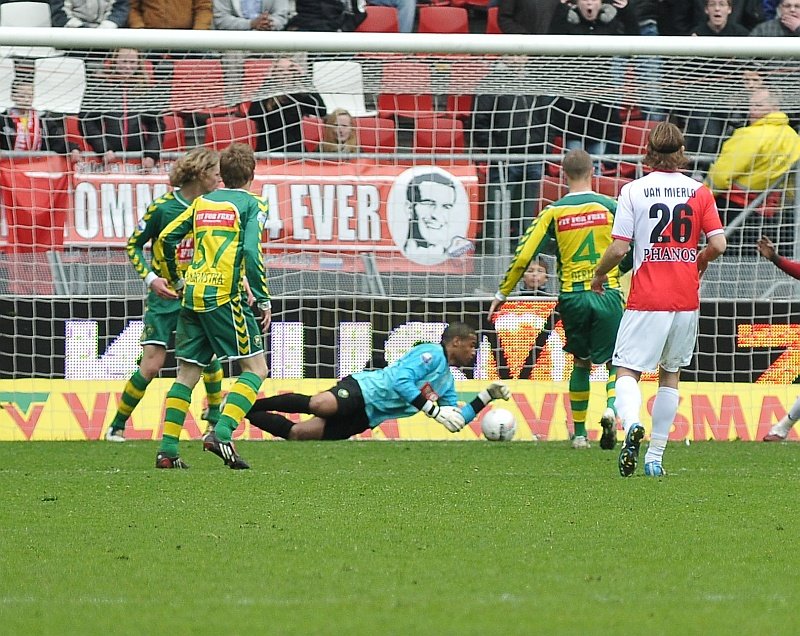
[489,149,625,451]
[155,143,271,470]
[105,147,224,443]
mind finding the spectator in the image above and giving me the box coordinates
[319,108,358,154]
[692,0,751,33]
[0,72,77,157]
[247,57,326,153]
[49,0,129,27]
[498,0,561,34]
[366,0,414,33]
[749,0,800,34]
[79,48,164,169]
[128,0,211,29]
[472,57,551,239]
[549,0,639,35]
[212,0,289,30]
[705,87,800,251]
[286,0,366,31]
[520,257,551,294]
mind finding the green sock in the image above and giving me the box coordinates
[112,369,151,430]
[159,382,193,457]
[215,371,262,442]
[606,366,617,412]
[202,358,224,423]
[570,365,591,438]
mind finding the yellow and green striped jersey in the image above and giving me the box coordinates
[497,191,621,297]
[127,190,194,282]
[157,188,270,312]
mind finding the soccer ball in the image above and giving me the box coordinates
[481,408,517,441]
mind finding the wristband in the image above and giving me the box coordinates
[144,271,158,287]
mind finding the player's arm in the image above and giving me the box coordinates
[758,235,800,280]
[489,209,553,320]
[591,238,630,293]
[459,382,512,424]
[156,206,195,291]
[243,197,271,330]
[126,202,158,281]
[697,230,727,276]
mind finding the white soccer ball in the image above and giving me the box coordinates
[481,408,517,441]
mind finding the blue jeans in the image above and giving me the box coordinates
[367,0,415,33]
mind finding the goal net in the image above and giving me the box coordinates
[1,29,798,441]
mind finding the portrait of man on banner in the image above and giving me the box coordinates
[387,167,472,266]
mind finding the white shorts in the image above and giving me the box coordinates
[612,309,699,373]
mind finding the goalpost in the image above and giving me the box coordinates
[1,27,799,441]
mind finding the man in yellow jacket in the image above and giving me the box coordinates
[706,88,800,254]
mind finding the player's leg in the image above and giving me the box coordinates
[643,311,697,477]
[589,288,624,450]
[569,358,591,448]
[246,413,327,440]
[157,360,203,469]
[107,344,167,441]
[156,309,207,468]
[643,367,679,477]
[764,395,800,441]
[108,296,180,441]
[558,293,592,449]
[203,300,267,469]
[250,393,313,414]
[200,357,224,435]
[612,309,669,476]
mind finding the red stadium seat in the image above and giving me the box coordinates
[413,116,465,154]
[355,117,397,153]
[204,116,256,150]
[170,58,228,115]
[377,61,437,119]
[486,6,501,33]
[301,116,324,152]
[617,119,659,177]
[418,6,469,33]
[356,5,399,32]
[161,113,188,151]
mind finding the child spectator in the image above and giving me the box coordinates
[319,108,358,154]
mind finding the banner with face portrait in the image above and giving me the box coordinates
[55,160,481,273]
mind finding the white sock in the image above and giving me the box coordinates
[615,375,642,434]
[645,387,679,464]
[787,395,800,424]
[771,396,800,435]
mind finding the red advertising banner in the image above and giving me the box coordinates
[0,155,70,254]
[59,159,480,273]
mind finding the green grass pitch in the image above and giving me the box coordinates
[1,440,799,635]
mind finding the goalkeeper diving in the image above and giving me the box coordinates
[246,322,511,440]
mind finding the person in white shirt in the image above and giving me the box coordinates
[591,121,727,477]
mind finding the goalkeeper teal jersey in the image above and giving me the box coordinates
[353,342,460,428]
[127,190,194,281]
[497,191,622,297]
[157,188,270,312]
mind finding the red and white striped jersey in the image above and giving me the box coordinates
[612,171,724,311]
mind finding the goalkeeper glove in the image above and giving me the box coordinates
[421,401,466,432]
[477,381,511,406]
